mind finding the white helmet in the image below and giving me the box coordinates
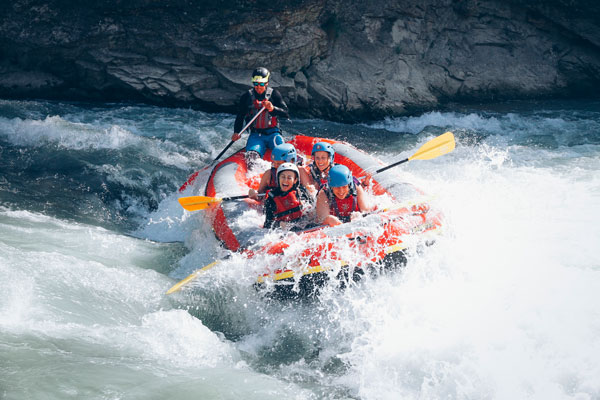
[276,162,299,180]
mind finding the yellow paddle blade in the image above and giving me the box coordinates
[165,261,219,294]
[178,196,222,211]
[409,131,455,161]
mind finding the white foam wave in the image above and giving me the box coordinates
[0,207,245,375]
[0,115,197,169]
[367,111,504,134]
[367,110,600,150]
[0,115,137,149]
[326,144,600,399]
[134,309,238,367]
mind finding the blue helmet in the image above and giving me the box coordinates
[311,142,335,162]
[272,143,297,163]
[328,164,353,188]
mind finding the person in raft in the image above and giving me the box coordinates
[306,141,335,191]
[231,67,290,166]
[316,164,375,227]
[263,163,314,230]
[249,143,312,200]
[306,141,372,191]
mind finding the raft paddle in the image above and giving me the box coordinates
[375,131,455,174]
[211,106,267,164]
[166,261,219,294]
[178,194,264,211]
[179,109,266,192]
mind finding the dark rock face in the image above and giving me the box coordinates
[1,0,599,122]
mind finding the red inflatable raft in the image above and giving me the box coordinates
[183,135,444,295]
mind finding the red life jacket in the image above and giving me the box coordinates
[269,189,303,222]
[326,187,358,223]
[248,88,278,131]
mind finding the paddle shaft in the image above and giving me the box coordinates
[221,194,251,201]
[165,261,219,294]
[375,158,408,174]
[218,192,266,202]
[212,141,235,165]
[178,107,270,192]
[212,106,267,164]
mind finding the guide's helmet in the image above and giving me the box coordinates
[252,67,270,84]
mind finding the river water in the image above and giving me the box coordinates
[1,98,599,399]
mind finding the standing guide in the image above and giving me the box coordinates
[231,67,290,166]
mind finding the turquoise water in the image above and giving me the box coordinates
[1,99,599,399]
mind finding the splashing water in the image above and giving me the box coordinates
[1,99,599,399]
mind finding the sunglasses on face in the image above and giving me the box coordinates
[253,82,267,87]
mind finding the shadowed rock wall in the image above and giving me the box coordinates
[1,0,599,121]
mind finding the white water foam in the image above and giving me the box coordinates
[0,207,316,399]
[0,115,203,169]
[189,133,600,399]
[3,99,600,399]
[369,110,504,135]
[316,141,600,399]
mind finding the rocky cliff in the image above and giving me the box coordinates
[1,0,599,122]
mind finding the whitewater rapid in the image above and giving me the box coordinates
[1,99,599,399]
